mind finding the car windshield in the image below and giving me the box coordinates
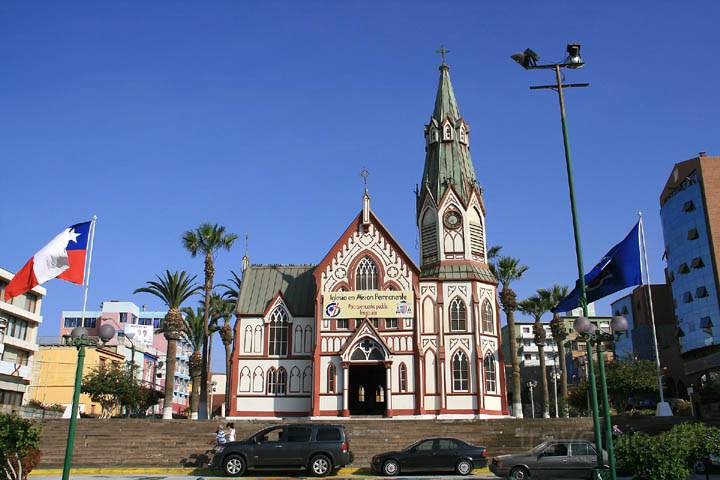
[531,442,550,454]
[245,427,272,442]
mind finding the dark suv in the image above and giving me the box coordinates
[209,424,353,477]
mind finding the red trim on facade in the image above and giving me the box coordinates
[233,411,309,417]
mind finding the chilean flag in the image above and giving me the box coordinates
[4,221,92,301]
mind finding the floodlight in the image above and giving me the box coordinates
[565,43,584,68]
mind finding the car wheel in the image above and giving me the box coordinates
[456,459,473,476]
[309,454,333,477]
[510,466,530,480]
[382,459,400,476]
[223,454,246,477]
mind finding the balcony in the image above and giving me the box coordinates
[0,360,30,380]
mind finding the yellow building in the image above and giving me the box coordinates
[28,343,124,416]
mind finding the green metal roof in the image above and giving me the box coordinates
[419,64,479,210]
[236,264,316,317]
[419,263,496,283]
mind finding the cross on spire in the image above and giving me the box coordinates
[360,168,369,193]
[436,44,450,65]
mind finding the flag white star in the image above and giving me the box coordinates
[67,228,81,244]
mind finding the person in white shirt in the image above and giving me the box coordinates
[227,423,236,443]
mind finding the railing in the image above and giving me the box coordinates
[0,404,63,419]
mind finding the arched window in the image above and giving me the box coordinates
[267,367,287,395]
[303,325,312,353]
[293,325,303,353]
[482,299,494,333]
[452,351,469,392]
[399,363,408,392]
[289,367,301,393]
[449,298,467,331]
[243,325,253,353]
[239,367,251,392]
[443,123,453,141]
[253,325,263,353]
[327,363,336,393]
[252,367,264,392]
[302,366,312,393]
[484,353,497,393]
[268,307,288,356]
[355,256,379,290]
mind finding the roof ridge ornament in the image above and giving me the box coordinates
[361,168,371,226]
[436,44,450,68]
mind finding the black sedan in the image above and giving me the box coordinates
[371,437,487,476]
[489,440,607,480]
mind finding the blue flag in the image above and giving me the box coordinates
[553,222,642,313]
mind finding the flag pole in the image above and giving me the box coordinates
[79,215,97,328]
[638,211,672,416]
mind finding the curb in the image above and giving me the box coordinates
[30,466,491,476]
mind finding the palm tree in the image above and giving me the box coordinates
[541,284,570,417]
[182,223,238,419]
[181,307,205,419]
[491,256,529,418]
[519,294,551,418]
[218,270,242,412]
[134,270,201,419]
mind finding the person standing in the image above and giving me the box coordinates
[227,423,236,443]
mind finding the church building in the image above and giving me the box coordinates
[229,61,508,418]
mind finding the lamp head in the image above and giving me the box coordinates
[125,331,135,340]
[573,316,592,334]
[98,324,116,343]
[611,315,629,333]
[70,327,88,340]
[511,48,540,69]
[565,43,584,68]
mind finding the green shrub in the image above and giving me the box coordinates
[615,422,720,480]
[0,413,42,480]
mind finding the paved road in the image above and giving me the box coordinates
[26,475,720,480]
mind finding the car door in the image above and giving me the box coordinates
[434,438,461,472]
[252,426,289,467]
[401,439,437,472]
[535,442,571,479]
[283,425,313,466]
[567,442,598,479]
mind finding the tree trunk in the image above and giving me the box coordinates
[505,305,523,418]
[538,343,550,418]
[206,333,213,418]
[199,252,213,420]
[224,341,232,416]
[558,339,569,417]
[190,369,201,420]
[163,339,177,420]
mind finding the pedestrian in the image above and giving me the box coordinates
[227,422,236,443]
[216,425,226,446]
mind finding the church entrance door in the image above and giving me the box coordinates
[348,364,386,415]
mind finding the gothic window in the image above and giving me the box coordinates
[468,207,485,258]
[424,350,436,394]
[253,325,263,353]
[399,363,408,392]
[293,325,303,353]
[268,307,288,356]
[267,367,287,395]
[449,297,467,331]
[303,325,312,352]
[327,363,336,393]
[252,367,264,392]
[452,350,469,392]
[443,123,453,141]
[444,222,464,257]
[358,385,365,402]
[376,386,385,402]
[422,297,435,334]
[356,256,379,290]
[350,338,385,361]
[484,353,497,393]
[459,125,467,144]
[239,367,251,392]
[243,325,253,353]
[421,209,439,263]
[302,366,312,392]
[289,366,301,393]
[482,299,494,333]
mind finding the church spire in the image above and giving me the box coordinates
[419,57,479,215]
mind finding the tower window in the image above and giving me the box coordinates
[692,257,705,269]
[484,353,497,393]
[355,256,379,290]
[482,299,494,333]
[696,286,709,298]
[452,351,469,392]
[678,263,690,274]
[268,307,289,356]
[327,363,336,393]
[688,228,699,240]
[683,201,695,212]
[443,123,453,141]
[399,363,408,392]
[449,297,467,331]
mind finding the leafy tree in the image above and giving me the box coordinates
[542,284,570,416]
[126,386,164,417]
[519,294,551,418]
[0,414,42,480]
[182,223,238,419]
[490,254,528,418]
[134,270,201,419]
[81,363,135,418]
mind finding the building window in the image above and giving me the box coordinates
[701,317,714,333]
[355,257,379,290]
[268,308,289,356]
[399,363,408,392]
[522,326,531,334]
[64,317,80,328]
[371,318,380,329]
[443,123,453,141]
[524,354,532,360]
[337,319,349,330]
[683,200,695,212]
[452,351,469,392]
[696,286,709,298]
[83,317,97,328]
[0,390,22,406]
[386,318,398,329]
[5,316,29,341]
[683,292,694,303]
[484,353,497,393]
[267,367,287,395]
[688,228,700,240]
[449,298,467,331]
[327,364,336,393]
[119,312,127,323]
[678,263,690,274]
[692,257,705,269]
[482,299,494,333]
[1,347,29,366]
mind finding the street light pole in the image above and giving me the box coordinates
[527,381,537,419]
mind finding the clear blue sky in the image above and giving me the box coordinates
[2,2,719,372]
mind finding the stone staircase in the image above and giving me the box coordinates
[37,418,595,468]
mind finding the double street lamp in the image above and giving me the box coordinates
[526,380,538,419]
[61,324,116,480]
